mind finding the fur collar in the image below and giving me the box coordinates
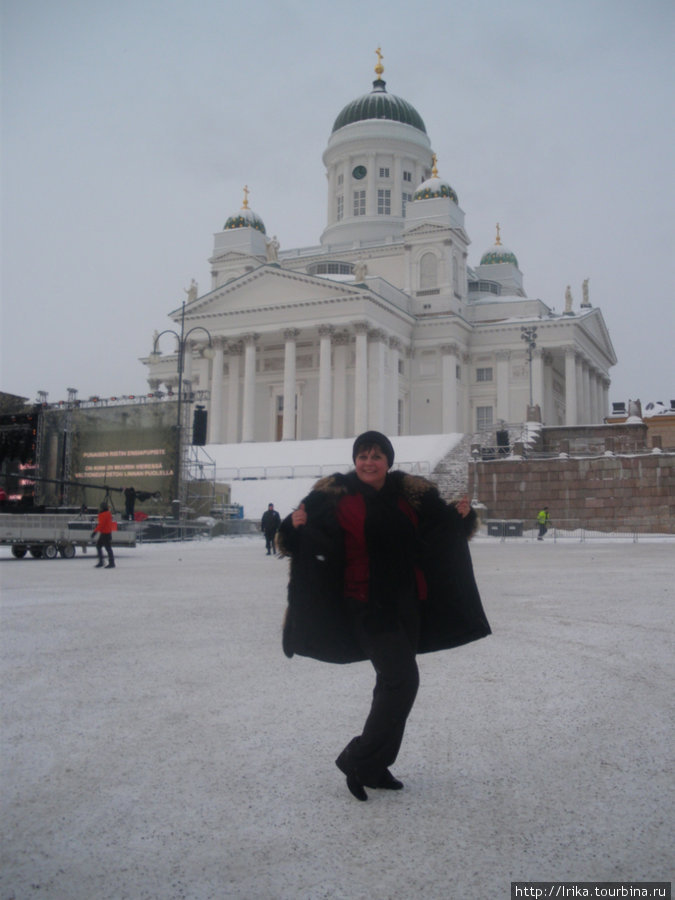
[310,469,437,512]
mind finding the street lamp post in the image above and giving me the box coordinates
[471,446,480,507]
[152,301,213,513]
[520,326,538,409]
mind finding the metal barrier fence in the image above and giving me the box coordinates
[480,521,674,543]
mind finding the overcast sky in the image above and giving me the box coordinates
[1,0,673,410]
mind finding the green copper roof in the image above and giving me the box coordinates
[224,207,266,235]
[332,79,427,134]
[414,178,458,204]
[480,247,519,267]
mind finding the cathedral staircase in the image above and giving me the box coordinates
[430,434,474,501]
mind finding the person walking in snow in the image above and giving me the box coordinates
[91,502,116,568]
[261,503,281,555]
[537,506,551,541]
[278,431,490,801]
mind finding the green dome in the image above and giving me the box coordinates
[224,205,266,235]
[480,226,518,267]
[480,246,518,267]
[332,79,427,134]
[414,176,458,204]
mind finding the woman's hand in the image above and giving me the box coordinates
[291,502,307,528]
[455,496,471,518]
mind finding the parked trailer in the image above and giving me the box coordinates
[0,514,137,559]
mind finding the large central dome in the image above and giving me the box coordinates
[332,51,426,134]
[332,79,427,134]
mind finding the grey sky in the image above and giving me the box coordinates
[1,0,673,408]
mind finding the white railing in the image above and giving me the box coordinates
[215,460,432,482]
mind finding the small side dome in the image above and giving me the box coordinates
[224,186,267,235]
[413,154,458,203]
[480,223,518,267]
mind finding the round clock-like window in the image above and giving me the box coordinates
[352,165,367,180]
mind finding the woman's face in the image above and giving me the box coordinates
[354,446,389,490]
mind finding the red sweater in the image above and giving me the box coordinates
[336,492,426,603]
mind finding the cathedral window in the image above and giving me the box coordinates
[308,261,353,276]
[402,192,412,216]
[419,252,437,289]
[476,406,493,429]
[337,195,343,221]
[379,167,390,178]
[377,189,391,215]
[476,367,493,382]
[353,190,366,216]
[403,170,412,182]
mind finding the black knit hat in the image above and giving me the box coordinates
[352,431,395,468]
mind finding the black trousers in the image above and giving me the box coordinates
[342,597,420,786]
[96,533,114,563]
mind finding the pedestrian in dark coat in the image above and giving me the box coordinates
[278,431,490,801]
[261,503,281,555]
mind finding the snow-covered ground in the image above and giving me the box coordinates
[1,536,673,899]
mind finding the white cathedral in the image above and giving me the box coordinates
[144,53,617,446]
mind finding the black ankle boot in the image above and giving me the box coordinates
[377,769,404,790]
[336,750,368,801]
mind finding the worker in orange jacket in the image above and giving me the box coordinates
[91,502,116,568]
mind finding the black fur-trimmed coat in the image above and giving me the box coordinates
[278,470,491,664]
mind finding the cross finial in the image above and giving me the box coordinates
[374,47,384,79]
[242,185,250,209]
[431,153,438,177]
[495,222,502,245]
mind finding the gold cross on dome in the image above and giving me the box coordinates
[375,47,384,78]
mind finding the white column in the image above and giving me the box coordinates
[353,322,369,434]
[543,351,554,424]
[565,347,578,426]
[575,355,585,425]
[332,331,349,438]
[208,339,225,443]
[226,341,242,443]
[496,350,510,422]
[318,325,333,439]
[532,348,544,411]
[461,351,471,433]
[388,337,402,434]
[441,343,459,433]
[368,329,387,432]
[582,361,591,424]
[182,341,193,392]
[241,333,258,442]
[366,152,377,216]
[282,328,299,441]
[602,378,610,421]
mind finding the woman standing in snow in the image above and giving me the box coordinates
[278,431,490,801]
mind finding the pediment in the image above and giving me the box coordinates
[579,309,617,365]
[209,250,264,265]
[173,264,369,321]
[403,222,450,238]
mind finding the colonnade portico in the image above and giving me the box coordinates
[194,323,611,443]
[205,322,413,444]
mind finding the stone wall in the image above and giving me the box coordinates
[541,423,648,455]
[470,452,674,533]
